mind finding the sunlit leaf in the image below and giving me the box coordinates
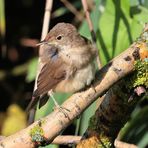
[97,0,148,64]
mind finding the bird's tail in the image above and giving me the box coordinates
[26,96,39,112]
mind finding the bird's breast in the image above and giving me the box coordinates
[54,62,95,93]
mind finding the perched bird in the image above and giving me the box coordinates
[27,22,97,111]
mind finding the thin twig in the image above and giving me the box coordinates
[114,139,138,148]
[37,0,53,89]
[40,0,53,42]
[52,135,81,145]
[81,0,102,69]
[28,0,53,124]
[60,0,83,22]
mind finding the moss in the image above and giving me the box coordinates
[97,137,113,148]
[77,136,113,148]
[128,60,148,88]
[133,60,148,88]
[30,122,44,143]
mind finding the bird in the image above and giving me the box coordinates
[27,22,97,111]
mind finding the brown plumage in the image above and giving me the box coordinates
[27,22,96,110]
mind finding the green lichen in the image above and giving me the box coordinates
[97,137,113,148]
[30,124,44,143]
[129,59,148,88]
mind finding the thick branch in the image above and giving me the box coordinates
[0,25,147,148]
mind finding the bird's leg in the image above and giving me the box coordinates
[48,90,59,107]
[48,90,70,118]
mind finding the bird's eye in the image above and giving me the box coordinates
[56,35,62,40]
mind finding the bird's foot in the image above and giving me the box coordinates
[54,105,70,119]
[48,90,70,118]
[90,84,96,93]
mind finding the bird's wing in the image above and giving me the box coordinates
[33,57,67,97]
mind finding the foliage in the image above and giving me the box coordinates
[120,103,148,148]
[97,0,148,64]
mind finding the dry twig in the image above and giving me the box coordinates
[60,0,83,22]
[28,0,53,124]
[114,139,138,148]
[52,135,81,145]
[81,0,102,69]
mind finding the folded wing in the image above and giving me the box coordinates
[33,57,67,97]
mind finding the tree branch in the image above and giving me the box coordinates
[114,139,138,148]
[0,25,147,148]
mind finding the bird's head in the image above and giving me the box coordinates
[39,23,81,49]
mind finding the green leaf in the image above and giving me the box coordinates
[35,93,71,119]
[120,106,148,148]
[26,58,38,82]
[97,0,148,64]
[79,100,98,135]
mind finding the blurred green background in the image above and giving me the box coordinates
[0,0,148,147]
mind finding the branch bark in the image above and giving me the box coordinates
[0,25,147,148]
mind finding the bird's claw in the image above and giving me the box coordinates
[54,105,70,118]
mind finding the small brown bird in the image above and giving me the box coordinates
[27,22,96,110]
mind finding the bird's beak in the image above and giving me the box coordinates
[36,41,48,46]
